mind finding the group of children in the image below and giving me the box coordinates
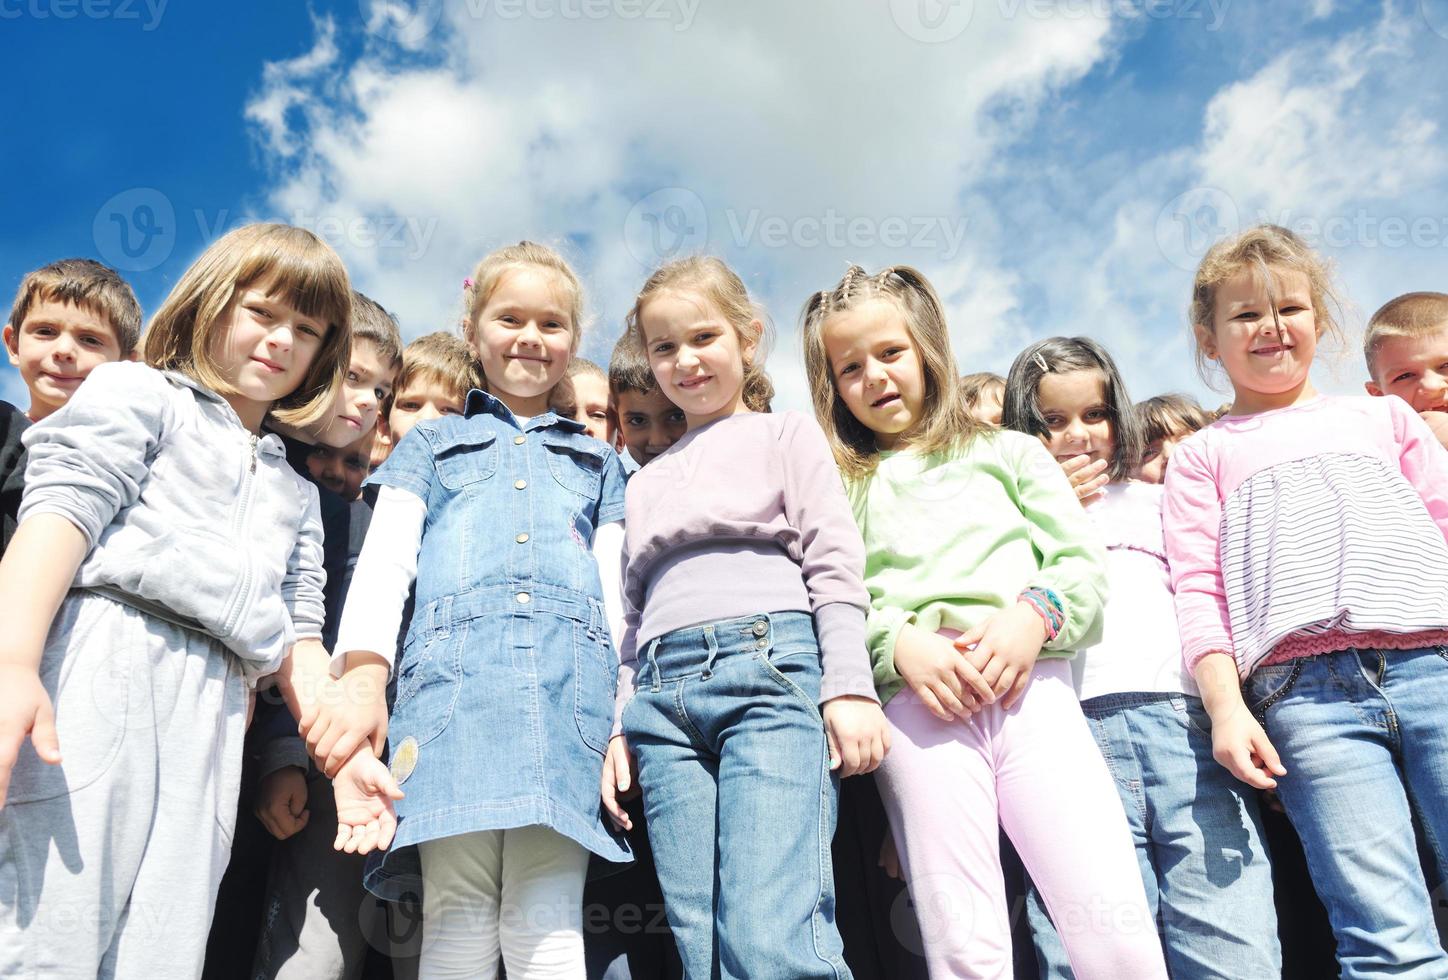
[2,220,1448,980]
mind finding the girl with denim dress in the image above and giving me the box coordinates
[1003,336,1279,978]
[801,265,1168,980]
[332,242,630,978]
[1166,225,1448,979]
[0,223,353,978]
[598,257,891,980]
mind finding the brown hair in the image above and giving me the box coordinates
[608,331,656,397]
[6,258,142,355]
[624,256,774,413]
[351,290,403,368]
[143,223,352,428]
[394,331,481,403]
[1188,224,1345,386]
[1135,393,1212,445]
[800,264,982,479]
[959,371,1005,410]
[1364,292,1448,378]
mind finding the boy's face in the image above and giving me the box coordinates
[570,372,611,443]
[307,429,374,501]
[389,374,466,445]
[4,299,127,421]
[1366,327,1448,414]
[316,339,397,448]
[615,387,687,466]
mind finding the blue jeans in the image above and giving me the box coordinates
[1027,693,1280,979]
[622,612,850,980]
[1244,646,1448,980]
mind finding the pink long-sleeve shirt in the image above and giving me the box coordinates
[1163,395,1448,679]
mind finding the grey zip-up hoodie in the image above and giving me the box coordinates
[19,361,326,682]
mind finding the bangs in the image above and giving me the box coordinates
[236,228,352,337]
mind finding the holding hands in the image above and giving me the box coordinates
[331,747,404,854]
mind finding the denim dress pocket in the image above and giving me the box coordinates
[572,614,615,756]
[392,622,465,747]
[543,433,606,500]
[431,429,499,490]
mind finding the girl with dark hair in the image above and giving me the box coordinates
[1004,336,1279,979]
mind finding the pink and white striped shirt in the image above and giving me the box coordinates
[1163,395,1448,679]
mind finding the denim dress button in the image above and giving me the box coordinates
[514,479,527,490]
[516,533,529,544]
[513,434,526,445]
[516,591,531,604]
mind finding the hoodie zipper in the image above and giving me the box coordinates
[221,433,260,637]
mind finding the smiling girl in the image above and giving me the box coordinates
[801,265,1166,979]
[601,256,888,979]
[1004,336,1279,978]
[1165,225,1448,977]
[0,223,352,977]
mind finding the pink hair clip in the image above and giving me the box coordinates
[463,277,474,290]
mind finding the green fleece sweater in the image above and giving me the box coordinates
[848,429,1108,705]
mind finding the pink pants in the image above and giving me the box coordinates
[876,657,1167,979]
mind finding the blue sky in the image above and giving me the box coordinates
[5,0,1448,412]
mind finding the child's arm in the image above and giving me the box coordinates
[0,514,87,805]
[597,519,638,832]
[1193,652,1285,790]
[780,416,891,775]
[956,436,1107,708]
[1389,397,1448,546]
[0,362,169,806]
[311,486,426,777]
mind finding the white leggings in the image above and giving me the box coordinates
[417,825,590,980]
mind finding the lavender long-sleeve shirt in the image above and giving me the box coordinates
[615,411,876,730]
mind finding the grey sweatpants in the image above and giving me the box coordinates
[0,591,248,979]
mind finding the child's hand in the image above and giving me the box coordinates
[1421,410,1448,449]
[332,749,404,854]
[1059,454,1109,505]
[0,665,61,809]
[255,766,310,840]
[822,695,891,777]
[952,602,1048,710]
[893,624,995,722]
[300,659,390,779]
[878,830,902,881]
[1207,705,1286,791]
[601,734,639,832]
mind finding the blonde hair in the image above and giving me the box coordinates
[143,223,352,428]
[800,264,982,479]
[1364,292,1448,378]
[624,256,774,413]
[1189,224,1345,386]
[6,258,143,355]
[462,241,584,357]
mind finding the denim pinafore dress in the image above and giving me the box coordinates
[363,390,631,900]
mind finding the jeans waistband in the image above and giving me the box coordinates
[641,611,814,682]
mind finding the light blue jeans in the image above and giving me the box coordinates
[1243,646,1448,980]
[1027,693,1280,979]
[622,611,850,980]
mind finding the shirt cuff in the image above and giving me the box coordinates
[816,602,878,703]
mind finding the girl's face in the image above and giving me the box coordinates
[1135,428,1187,484]
[1036,368,1116,469]
[819,298,925,450]
[1197,265,1319,414]
[639,289,756,430]
[471,266,574,416]
[213,285,328,432]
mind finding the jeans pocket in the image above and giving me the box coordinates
[1175,694,1214,740]
[573,621,615,756]
[1242,660,1303,720]
[391,626,463,747]
[756,642,824,719]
